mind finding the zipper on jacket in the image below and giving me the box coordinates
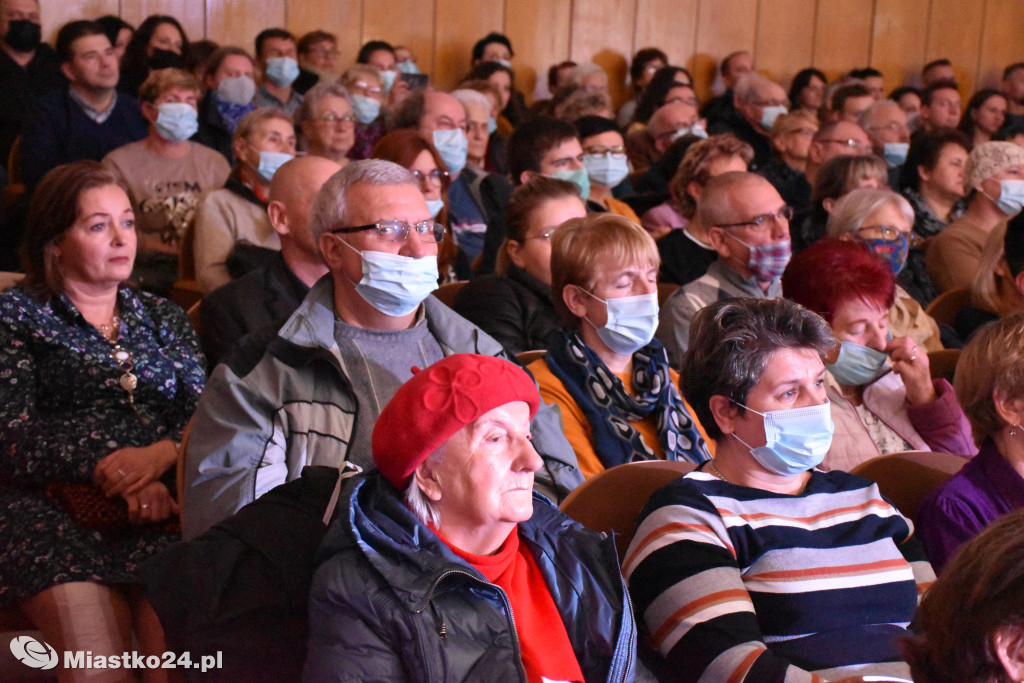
[416,568,528,682]
[428,599,446,639]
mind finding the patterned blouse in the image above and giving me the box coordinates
[0,285,205,607]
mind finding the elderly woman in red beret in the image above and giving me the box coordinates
[303,353,636,682]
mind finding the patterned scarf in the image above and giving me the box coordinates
[544,331,710,469]
[214,95,256,133]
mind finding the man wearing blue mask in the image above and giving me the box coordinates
[192,107,294,293]
[183,159,582,539]
[253,28,303,117]
[390,88,514,275]
[710,72,788,173]
[657,171,792,367]
[102,68,230,296]
[860,99,911,187]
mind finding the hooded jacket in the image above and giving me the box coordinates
[304,473,637,682]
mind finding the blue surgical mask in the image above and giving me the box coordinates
[760,105,788,131]
[673,122,708,141]
[732,400,834,476]
[264,57,300,87]
[583,153,629,188]
[350,95,381,125]
[379,69,397,94]
[216,75,256,105]
[154,102,198,143]
[583,290,659,355]
[396,60,420,75]
[337,237,439,316]
[552,168,590,201]
[487,116,498,135]
[494,59,512,69]
[426,197,445,219]
[993,179,1024,216]
[883,142,909,167]
[433,128,468,176]
[251,148,293,182]
[827,341,890,386]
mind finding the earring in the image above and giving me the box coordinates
[1012,424,1022,438]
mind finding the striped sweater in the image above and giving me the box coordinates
[623,468,934,682]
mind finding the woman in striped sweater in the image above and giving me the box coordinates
[624,297,934,682]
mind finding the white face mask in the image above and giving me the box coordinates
[583,153,630,188]
[336,237,439,316]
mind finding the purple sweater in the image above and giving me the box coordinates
[917,439,1024,573]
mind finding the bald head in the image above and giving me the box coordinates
[269,156,343,256]
[734,74,788,133]
[420,90,467,134]
[649,100,700,153]
[699,171,778,227]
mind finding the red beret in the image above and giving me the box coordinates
[373,354,541,489]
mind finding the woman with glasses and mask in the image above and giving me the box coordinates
[454,176,585,355]
[527,213,711,479]
[826,188,948,350]
[783,239,975,472]
[626,296,935,681]
[340,64,386,160]
[575,116,641,221]
[296,82,355,167]
[372,128,470,283]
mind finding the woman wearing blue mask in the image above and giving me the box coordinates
[340,64,387,160]
[625,296,935,681]
[192,108,295,293]
[527,213,712,478]
[827,188,946,350]
[103,68,230,295]
[783,238,976,472]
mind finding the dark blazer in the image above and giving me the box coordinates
[198,253,310,369]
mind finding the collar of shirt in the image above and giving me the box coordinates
[68,86,117,123]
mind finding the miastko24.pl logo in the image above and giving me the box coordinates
[9,635,223,672]
[9,635,58,669]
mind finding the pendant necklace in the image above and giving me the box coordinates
[102,314,144,422]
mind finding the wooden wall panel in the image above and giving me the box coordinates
[633,0,699,81]
[285,0,361,74]
[362,0,434,79]
[504,0,572,101]
[434,0,505,90]
[41,0,117,40]
[925,0,984,91]
[570,0,637,109]
[870,0,929,94]
[693,0,757,101]
[121,0,205,44]
[755,0,815,89]
[206,0,284,50]
[812,0,874,81]
[979,0,1024,90]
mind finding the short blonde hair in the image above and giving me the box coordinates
[233,107,293,144]
[955,312,1024,444]
[550,213,659,327]
[769,109,819,141]
[138,67,201,103]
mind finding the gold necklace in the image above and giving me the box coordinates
[102,316,143,421]
[707,459,809,496]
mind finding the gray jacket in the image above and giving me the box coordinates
[183,277,582,539]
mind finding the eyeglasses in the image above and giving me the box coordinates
[716,206,794,230]
[525,226,559,241]
[352,80,383,96]
[869,121,908,135]
[662,95,698,108]
[331,219,446,243]
[411,169,450,187]
[583,145,626,157]
[318,112,355,125]
[858,224,920,245]
[819,137,871,151]
[308,48,340,59]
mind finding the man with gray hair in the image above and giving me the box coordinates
[710,72,788,171]
[860,98,911,185]
[656,171,791,367]
[183,159,581,539]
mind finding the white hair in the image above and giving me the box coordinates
[568,62,607,87]
[734,73,782,104]
[451,88,492,114]
[826,188,914,239]
[308,159,417,255]
[402,447,445,528]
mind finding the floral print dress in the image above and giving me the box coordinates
[0,285,205,607]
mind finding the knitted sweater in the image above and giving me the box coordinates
[624,468,934,682]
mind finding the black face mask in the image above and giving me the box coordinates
[148,48,182,70]
[4,20,41,53]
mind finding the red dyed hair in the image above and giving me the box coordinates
[781,239,895,324]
